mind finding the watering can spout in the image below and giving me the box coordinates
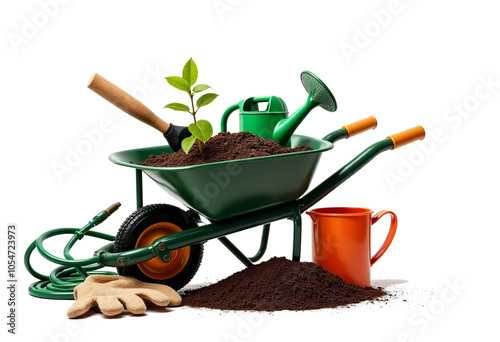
[274,71,337,145]
[273,92,315,146]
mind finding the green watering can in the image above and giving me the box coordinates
[221,71,338,146]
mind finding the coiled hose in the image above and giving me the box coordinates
[24,203,121,299]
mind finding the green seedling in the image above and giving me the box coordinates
[164,58,219,154]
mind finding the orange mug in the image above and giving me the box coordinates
[306,207,397,287]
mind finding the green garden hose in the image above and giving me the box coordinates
[24,203,121,299]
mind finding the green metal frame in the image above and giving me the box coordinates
[136,169,143,210]
[98,135,394,268]
[25,128,395,299]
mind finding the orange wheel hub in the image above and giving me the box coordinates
[135,222,190,280]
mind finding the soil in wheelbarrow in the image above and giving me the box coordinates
[182,257,388,311]
[140,131,313,167]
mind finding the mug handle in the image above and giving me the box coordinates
[370,210,398,266]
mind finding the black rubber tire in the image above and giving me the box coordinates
[114,204,203,290]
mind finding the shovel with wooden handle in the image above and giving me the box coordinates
[88,73,191,152]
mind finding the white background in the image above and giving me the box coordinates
[1,0,499,341]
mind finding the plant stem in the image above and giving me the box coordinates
[190,92,203,153]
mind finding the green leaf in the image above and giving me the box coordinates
[188,120,213,143]
[181,135,196,154]
[196,93,219,108]
[193,84,211,93]
[164,102,190,112]
[182,58,198,86]
[166,76,191,94]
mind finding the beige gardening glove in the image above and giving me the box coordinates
[67,275,182,318]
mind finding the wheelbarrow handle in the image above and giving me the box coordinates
[301,125,425,211]
[322,116,377,143]
[387,125,426,149]
[343,116,378,138]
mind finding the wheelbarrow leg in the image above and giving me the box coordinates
[136,169,143,210]
[292,207,301,261]
[248,224,270,263]
[218,237,253,267]
[217,223,271,267]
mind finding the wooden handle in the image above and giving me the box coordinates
[88,73,169,133]
[387,126,426,149]
[343,116,377,138]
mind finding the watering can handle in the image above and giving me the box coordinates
[220,103,239,132]
[220,97,274,132]
[251,96,274,103]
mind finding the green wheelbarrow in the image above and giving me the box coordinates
[25,117,425,299]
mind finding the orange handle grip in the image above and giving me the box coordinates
[387,125,425,149]
[343,116,377,138]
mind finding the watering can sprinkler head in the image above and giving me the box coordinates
[220,71,337,146]
[273,71,337,145]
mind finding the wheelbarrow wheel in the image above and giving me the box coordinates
[114,203,203,290]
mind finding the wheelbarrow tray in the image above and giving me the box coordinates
[109,135,332,221]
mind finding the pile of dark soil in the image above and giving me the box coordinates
[182,257,387,311]
[140,131,312,167]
